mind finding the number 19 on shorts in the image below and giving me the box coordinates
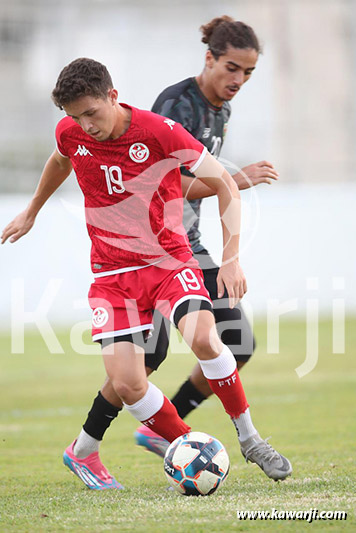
[174,268,201,292]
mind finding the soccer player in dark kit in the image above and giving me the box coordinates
[65,16,288,489]
[135,15,280,450]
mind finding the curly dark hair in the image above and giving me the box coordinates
[200,16,261,59]
[52,58,113,109]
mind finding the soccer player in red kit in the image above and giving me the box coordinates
[2,58,291,489]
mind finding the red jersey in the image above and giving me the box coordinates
[55,104,207,275]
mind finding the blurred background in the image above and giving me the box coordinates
[0,0,355,332]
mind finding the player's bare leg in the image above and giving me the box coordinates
[100,376,124,408]
[63,342,148,491]
[101,341,190,443]
[64,337,192,490]
[101,342,148,405]
[99,364,155,407]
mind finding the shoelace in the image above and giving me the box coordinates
[243,437,281,464]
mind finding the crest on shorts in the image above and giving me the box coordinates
[92,307,109,328]
[129,143,150,163]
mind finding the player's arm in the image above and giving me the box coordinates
[181,174,216,200]
[182,160,279,200]
[1,150,72,244]
[192,152,247,308]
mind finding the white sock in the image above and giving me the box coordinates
[123,382,164,421]
[232,408,258,442]
[73,428,100,458]
[198,345,236,379]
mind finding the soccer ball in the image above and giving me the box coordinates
[164,431,230,496]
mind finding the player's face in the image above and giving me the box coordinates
[63,90,119,141]
[206,46,258,103]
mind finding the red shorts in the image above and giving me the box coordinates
[88,263,212,342]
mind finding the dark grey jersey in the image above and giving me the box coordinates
[151,77,231,253]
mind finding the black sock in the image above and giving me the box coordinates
[83,391,121,441]
[171,379,207,419]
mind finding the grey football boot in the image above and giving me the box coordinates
[239,433,292,481]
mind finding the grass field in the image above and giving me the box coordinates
[0,319,355,532]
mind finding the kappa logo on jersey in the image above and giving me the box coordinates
[92,307,109,328]
[129,143,150,163]
[164,118,176,130]
[74,145,93,157]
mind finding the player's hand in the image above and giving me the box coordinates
[234,161,279,190]
[216,260,247,308]
[1,209,35,244]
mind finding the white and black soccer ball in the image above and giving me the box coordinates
[164,431,230,496]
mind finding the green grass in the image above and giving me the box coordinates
[0,319,355,532]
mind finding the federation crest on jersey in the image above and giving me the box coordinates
[92,307,109,327]
[129,143,150,163]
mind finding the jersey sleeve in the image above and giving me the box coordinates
[151,96,194,134]
[55,117,71,158]
[152,114,207,175]
[151,86,201,177]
